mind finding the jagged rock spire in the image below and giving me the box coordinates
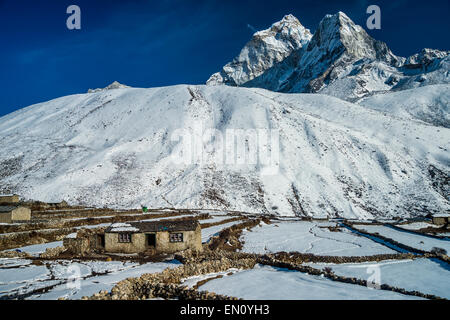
[207,14,312,86]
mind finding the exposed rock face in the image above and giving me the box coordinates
[280,12,402,95]
[207,14,312,86]
[208,12,450,101]
[405,48,450,67]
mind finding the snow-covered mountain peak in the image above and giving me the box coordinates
[258,14,311,39]
[310,11,399,64]
[208,11,449,101]
[88,81,131,93]
[322,11,356,28]
[206,14,312,86]
[405,48,449,66]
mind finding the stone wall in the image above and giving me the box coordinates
[105,226,202,254]
[63,237,90,255]
[0,227,75,251]
[0,195,19,203]
[11,207,31,221]
[105,232,147,254]
[432,217,448,225]
[63,228,106,255]
[0,212,12,223]
[85,256,256,300]
[0,207,31,223]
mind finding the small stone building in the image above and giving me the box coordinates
[63,229,102,255]
[432,214,450,225]
[0,194,19,204]
[104,219,202,254]
[0,206,31,223]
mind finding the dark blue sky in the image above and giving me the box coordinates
[0,0,449,116]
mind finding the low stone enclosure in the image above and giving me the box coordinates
[0,206,31,223]
[83,219,449,301]
[0,211,213,251]
[0,194,20,204]
[432,214,450,226]
[85,249,445,301]
[2,212,449,300]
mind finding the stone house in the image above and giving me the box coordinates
[0,194,19,204]
[432,214,450,225]
[104,219,202,254]
[0,206,31,223]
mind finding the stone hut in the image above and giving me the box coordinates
[104,219,202,254]
[0,206,31,223]
[63,228,106,255]
[0,194,20,204]
[432,214,450,225]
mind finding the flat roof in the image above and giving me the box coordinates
[0,206,19,213]
[106,219,199,233]
[433,214,450,218]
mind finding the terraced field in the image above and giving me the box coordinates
[1,206,449,300]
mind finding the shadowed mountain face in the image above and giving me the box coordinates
[208,12,450,102]
[207,14,313,87]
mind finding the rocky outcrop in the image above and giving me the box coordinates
[0,250,31,259]
[207,14,312,86]
[39,246,66,259]
[88,81,131,93]
[208,11,449,101]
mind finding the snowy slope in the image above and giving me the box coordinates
[359,84,450,128]
[0,84,448,218]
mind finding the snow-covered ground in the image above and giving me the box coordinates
[353,224,450,253]
[0,258,180,300]
[197,264,423,300]
[7,241,63,257]
[181,268,241,288]
[200,216,236,225]
[30,260,181,300]
[201,221,244,243]
[0,262,53,297]
[395,222,440,231]
[306,258,450,299]
[360,85,450,127]
[240,221,397,256]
